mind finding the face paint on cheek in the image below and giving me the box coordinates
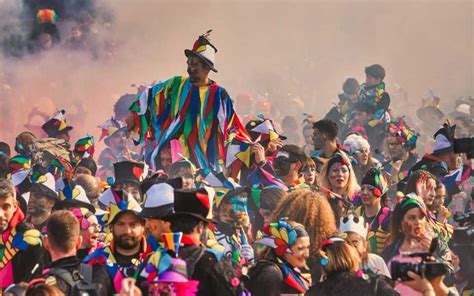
[230,196,249,225]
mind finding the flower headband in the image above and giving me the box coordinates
[257,219,308,256]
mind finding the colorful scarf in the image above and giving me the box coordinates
[277,258,309,293]
[0,209,42,288]
[84,237,151,293]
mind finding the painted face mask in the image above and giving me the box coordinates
[230,195,249,226]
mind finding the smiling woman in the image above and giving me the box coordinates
[246,219,311,296]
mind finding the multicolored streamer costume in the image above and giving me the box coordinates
[129,76,252,177]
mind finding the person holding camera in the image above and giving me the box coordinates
[381,196,455,295]
[306,236,399,296]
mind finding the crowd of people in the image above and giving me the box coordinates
[0,29,473,296]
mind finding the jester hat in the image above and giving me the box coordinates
[140,232,200,295]
[257,219,308,256]
[30,166,58,201]
[361,168,388,197]
[387,117,419,150]
[184,29,218,72]
[73,135,95,162]
[54,179,96,213]
[7,154,32,187]
[98,187,142,224]
[245,115,286,144]
[97,117,128,146]
[41,110,73,138]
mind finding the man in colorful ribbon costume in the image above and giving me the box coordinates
[164,188,246,295]
[128,30,252,178]
[0,179,45,289]
[84,188,151,293]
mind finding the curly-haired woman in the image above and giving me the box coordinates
[272,189,337,281]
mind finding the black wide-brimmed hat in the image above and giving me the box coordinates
[165,188,216,223]
[113,161,146,185]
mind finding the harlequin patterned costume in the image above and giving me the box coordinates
[357,82,391,129]
[355,206,391,255]
[0,208,45,288]
[129,32,252,178]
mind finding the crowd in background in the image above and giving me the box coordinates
[0,28,473,296]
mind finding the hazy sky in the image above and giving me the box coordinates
[0,0,472,144]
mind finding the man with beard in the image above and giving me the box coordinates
[212,187,254,267]
[128,30,251,177]
[84,188,151,293]
[0,179,45,289]
[27,170,59,230]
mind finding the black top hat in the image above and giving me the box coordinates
[184,30,218,73]
[113,161,146,185]
[41,110,73,138]
[165,188,216,223]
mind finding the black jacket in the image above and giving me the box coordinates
[247,259,308,296]
[44,256,113,295]
[307,271,399,296]
[179,244,238,296]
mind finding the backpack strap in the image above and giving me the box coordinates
[47,268,77,288]
[79,263,93,284]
